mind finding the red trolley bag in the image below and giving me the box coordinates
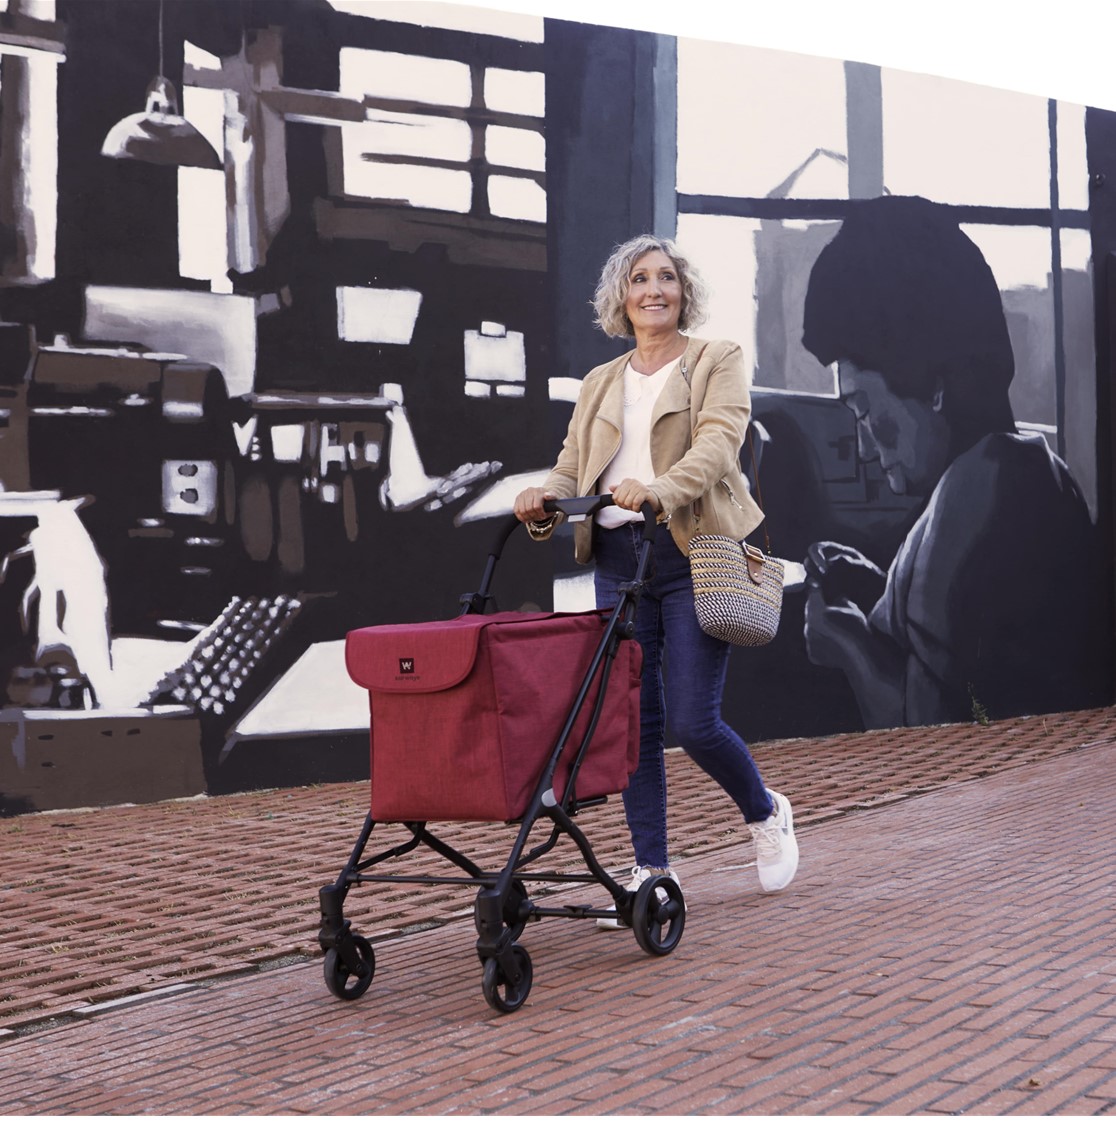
[346,610,642,822]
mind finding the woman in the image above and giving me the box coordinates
[514,234,798,920]
[800,195,1107,727]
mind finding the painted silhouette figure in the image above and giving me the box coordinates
[800,195,1108,728]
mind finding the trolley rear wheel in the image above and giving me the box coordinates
[632,875,685,956]
[481,944,533,1013]
[324,935,375,1000]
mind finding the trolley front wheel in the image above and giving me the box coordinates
[632,875,685,956]
[481,944,533,1013]
[324,935,376,1000]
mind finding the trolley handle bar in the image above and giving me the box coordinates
[542,495,659,543]
[542,494,613,521]
[489,494,657,563]
[465,496,657,614]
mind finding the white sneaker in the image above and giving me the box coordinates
[748,790,799,892]
[596,865,681,930]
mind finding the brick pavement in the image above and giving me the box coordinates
[2,706,1112,1036]
[1,707,1115,1113]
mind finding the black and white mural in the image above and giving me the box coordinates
[0,0,1113,812]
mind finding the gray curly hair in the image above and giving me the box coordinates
[592,234,710,338]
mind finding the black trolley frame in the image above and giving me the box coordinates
[316,496,685,1013]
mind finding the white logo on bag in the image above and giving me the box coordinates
[399,658,415,675]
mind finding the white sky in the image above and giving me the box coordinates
[432,0,1116,113]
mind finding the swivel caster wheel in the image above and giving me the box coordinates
[632,875,685,956]
[481,944,533,1013]
[323,935,375,1000]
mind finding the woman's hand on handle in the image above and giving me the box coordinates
[609,479,662,516]
[513,486,556,523]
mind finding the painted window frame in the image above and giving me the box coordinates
[676,59,1089,463]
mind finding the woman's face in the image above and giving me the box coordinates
[837,361,952,497]
[624,250,683,337]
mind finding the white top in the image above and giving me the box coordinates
[597,356,679,528]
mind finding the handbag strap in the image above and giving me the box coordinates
[746,428,772,556]
[680,347,773,556]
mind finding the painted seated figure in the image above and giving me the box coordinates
[800,195,1109,728]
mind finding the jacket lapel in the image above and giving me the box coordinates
[595,359,626,433]
[652,365,692,426]
[582,356,627,490]
[652,337,705,426]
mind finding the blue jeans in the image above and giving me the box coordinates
[593,521,774,868]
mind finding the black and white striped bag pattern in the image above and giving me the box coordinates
[689,534,784,647]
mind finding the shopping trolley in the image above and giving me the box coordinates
[317,495,685,1013]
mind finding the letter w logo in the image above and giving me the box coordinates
[399,658,415,675]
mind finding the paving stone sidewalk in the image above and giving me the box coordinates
[1,720,1114,1115]
[1,707,1114,1039]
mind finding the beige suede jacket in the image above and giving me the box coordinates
[533,336,765,563]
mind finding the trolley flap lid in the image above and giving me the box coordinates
[345,611,567,694]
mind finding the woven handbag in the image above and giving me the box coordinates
[679,353,784,645]
[690,534,784,646]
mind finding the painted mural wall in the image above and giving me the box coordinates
[0,0,1112,813]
